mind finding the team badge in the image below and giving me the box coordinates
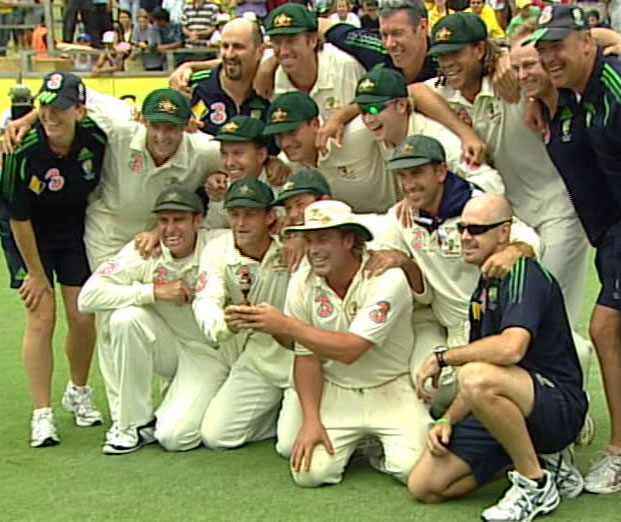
[323,97,339,111]
[129,151,145,172]
[196,271,208,293]
[435,27,452,42]
[316,295,334,318]
[471,302,482,321]
[347,301,359,319]
[543,123,551,145]
[153,266,169,286]
[250,109,263,120]
[457,108,472,127]
[411,229,426,251]
[337,166,355,179]
[539,6,552,25]
[44,168,65,191]
[209,102,227,125]
[82,159,95,180]
[238,266,254,302]
[561,118,572,142]
[97,261,119,276]
[78,147,93,162]
[271,108,288,124]
[165,176,180,185]
[28,175,45,195]
[273,13,293,28]
[221,121,239,134]
[46,73,63,91]
[369,301,391,323]
[358,79,375,93]
[158,99,178,114]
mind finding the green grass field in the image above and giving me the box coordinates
[1,261,619,522]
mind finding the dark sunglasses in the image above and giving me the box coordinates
[456,220,511,236]
[359,102,389,115]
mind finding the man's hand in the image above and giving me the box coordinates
[492,52,520,104]
[169,64,194,97]
[19,274,52,311]
[229,302,286,335]
[185,116,204,133]
[415,354,442,403]
[315,118,345,156]
[2,112,35,154]
[154,279,193,305]
[265,157,291,187]
[205,172,228,201]
[604,44,621,56]
[524,98,546,133]
[253,56,278,99]
[481,244,522,279]
[364,249,408,277]
[134,230,161,259]
[291,420,334,472]
[224,304,247,333]
[279,234,306,273]
[460,126,487,165]
[427,422,452,457]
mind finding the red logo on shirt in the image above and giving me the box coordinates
[97,261,119,276]
[153,266,169,286]
[316,295,334,318]
[457,108,472,127]
[196,271,208,293]
[369,300,391,323]
[44,168,65,191]
[129,152,145,172]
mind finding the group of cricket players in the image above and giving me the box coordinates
[1,1,621,520]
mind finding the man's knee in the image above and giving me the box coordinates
[590,306,621,350]
[458,362,502,402]
[109,306,151,331]
[200,407,242,450]
[291,450,342,488]
[407,455,449,504]
[156,422,201,452]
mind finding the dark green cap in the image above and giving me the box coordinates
[429,13,487,55]
[272,169,332,206]
[153,186,204,214]
[265,4,318,37]
[215,115,266,143]
[387,135,447,170]
[527,5,588,46]
[142,88,191,125]
[353,65,408,105]
[263,92,319,136]
[37,72,86,109]
[224,179,274,209]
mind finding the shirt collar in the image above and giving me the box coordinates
[274,48,333,96]
[309,252,369,299]
[159,228,209,268]
[442,75,494,106]
[225,235,282,266]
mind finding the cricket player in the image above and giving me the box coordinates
[409,194,587,521]
[193,179,294,452]
[78,187,233,454]
[231,199,431,487]
[0,73,104,447]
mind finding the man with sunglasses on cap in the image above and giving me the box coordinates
[193,179,294,453]
[229,199,431,487]
[78,187,232,454]
[409,193,587,522]
[0,72,105,447]
[527,4,621,494]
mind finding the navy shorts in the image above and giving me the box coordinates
[595,227,621,310]
[448,372,586,485]
[0,215,91,289]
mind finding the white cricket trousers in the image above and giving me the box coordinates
[109,306,229,451]
[277,375,431,487]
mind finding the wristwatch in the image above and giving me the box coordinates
[434,345,449,368]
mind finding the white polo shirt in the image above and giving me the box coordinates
[273,43,366,121]
[285,257,413,389]
[84,120,221,267]
[193,231,293,387]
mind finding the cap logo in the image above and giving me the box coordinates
[239,185,255,196]
[539,6,552,25]
[400,143,415,154]
[273,13,293,27]
[358,79,375,93]
[572,7,584,26]
[166,191,181,201]
[46,73,63,91]
[222,121,240,133]
[282,181,295,190]
[435,27,452,42]
[271,108,289,123]
[158,100,178,114]
[308,207,333,225]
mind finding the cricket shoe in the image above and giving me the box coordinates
[30,408,60,448]
[575,414,595,446]
[61,382,103,427]
[102,419,156,455]
[481,470,559,522]
[584,451,621,494]
[540,446,584,498]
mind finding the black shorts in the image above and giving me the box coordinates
[0,217,91,289]
[595,227,621,310]
[448,372,585,486]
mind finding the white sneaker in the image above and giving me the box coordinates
[575,414,595,446]
[584,452,621,494]
[481,470,560,522]
[540,447,584,498]
[102,419,156,455]
[30,408,60,448]
[61,382,103,427]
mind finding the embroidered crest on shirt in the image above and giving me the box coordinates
[129,151,145,172]
[369,300,391,323]
[97,261,120,276]
[316,295,334,318]
[28,175,45,195]
[153,266,170,286]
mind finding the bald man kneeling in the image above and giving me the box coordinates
[408,194,588,522]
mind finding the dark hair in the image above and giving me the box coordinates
[120,94,137,102]
[151,8,171,23]
[379,0,428,28]
[118,9,132,20]
[586,10,600,22]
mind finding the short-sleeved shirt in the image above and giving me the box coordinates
[543,49,621,246]
[0,118,107,244]
[181,2,218,47]
[469,257,586,407]
[324,23,438,82]
[284,258,413,389]
[190,66,271,137]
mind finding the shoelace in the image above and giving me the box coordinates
[72,389,97,416]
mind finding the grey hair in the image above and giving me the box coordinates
[379,0,428,28]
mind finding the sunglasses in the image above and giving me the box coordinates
[359,102,390,115]
[456,220,511,236]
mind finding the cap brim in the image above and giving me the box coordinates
[283,222,373,242]
[386,157,434,170]
[224,198,270,209]
[38,93,76,110]
[144,113,187,125]
[266,27,309,36]
[527,27,573,46]
[215,133,263,143]
[263,120,304,136]
[153,203,200,213]
[353,94,393,105]
[428,42,470,56]
[272,187,326,206]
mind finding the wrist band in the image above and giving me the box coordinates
[434,417,451,426]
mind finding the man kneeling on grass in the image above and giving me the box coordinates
[409,193,587,522]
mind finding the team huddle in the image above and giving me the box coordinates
[1,2,620,521]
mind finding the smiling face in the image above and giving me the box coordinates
[537,31,594,91]
[274,120,319,164]
[283,192,323,226]
[156,211,201,258]
[220,141,267,182]
[220,20,264,82]
[227,207,275,253]
[271,33,318,76]
[38,103,85,144]
[437,43,485,94]
[394,163,447,215]
[510,38,552,98]
[304,228,355,278]
[380,10,427,70]
[361,99,408,144]
[469,0,484,15]
[145,120,184,165]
